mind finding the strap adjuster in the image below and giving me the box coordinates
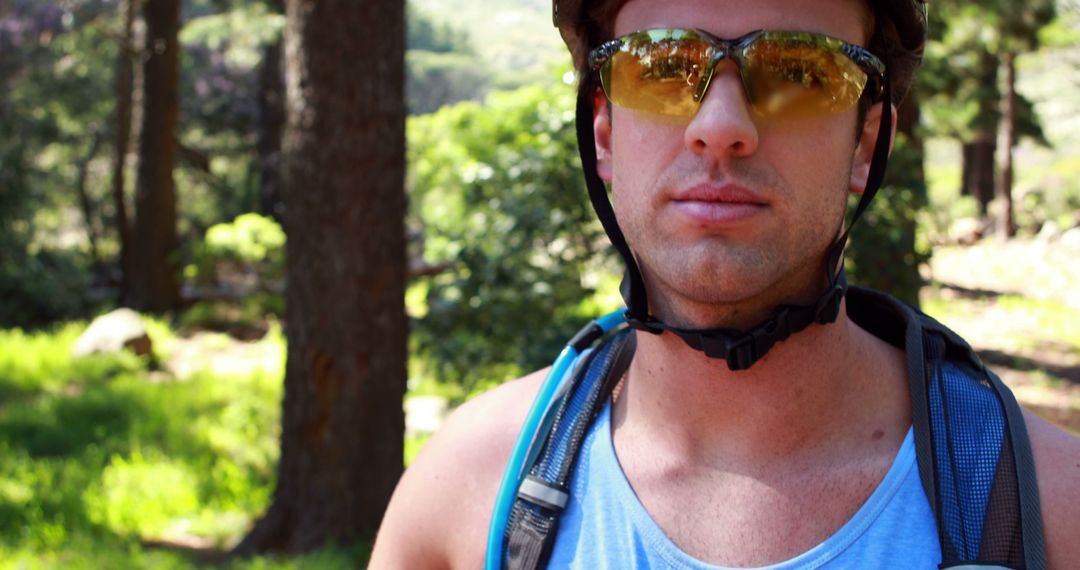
[625,312,663,335]
[518,476,569,512]
[815,284,845,324]
[724,334,757,371]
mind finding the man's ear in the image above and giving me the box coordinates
[593,88,613,183]
[850,101,897,195]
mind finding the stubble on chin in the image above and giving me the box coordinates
[613,155,849,327]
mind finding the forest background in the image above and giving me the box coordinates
[0,0,1078,567]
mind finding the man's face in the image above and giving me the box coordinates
[594,0,885,329]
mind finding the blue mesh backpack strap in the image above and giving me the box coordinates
[503,329,635,570]
[848,286,1046,570]
[496,286,1045,569]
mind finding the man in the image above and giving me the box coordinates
[371,0,1080,567]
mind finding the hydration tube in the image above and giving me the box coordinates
[484,309,626,569]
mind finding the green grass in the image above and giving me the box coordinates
[0,320,368,567]
[922,289,1080,355]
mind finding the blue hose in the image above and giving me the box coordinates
[484,310,625,569]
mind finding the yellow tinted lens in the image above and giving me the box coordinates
[604,35,712,117]
[742,36,868,117]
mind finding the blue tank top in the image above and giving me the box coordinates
[548,401,942,569]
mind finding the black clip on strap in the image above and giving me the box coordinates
[625,269,848,371]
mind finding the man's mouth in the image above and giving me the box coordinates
[670,183,767,224]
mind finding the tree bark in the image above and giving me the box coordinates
[961,140,995,217]
[959,49,1000,220]
[130,0,181,312]
[997,51,1017,238]
[234,0,406,554]
[256,24,285,225]
[112,0,136,301]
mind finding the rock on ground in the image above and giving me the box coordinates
[72,308,153,359]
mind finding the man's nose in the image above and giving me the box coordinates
[683,63,760,159]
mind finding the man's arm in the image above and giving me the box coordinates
[1026,409,1080,569]
[368,370,547,569]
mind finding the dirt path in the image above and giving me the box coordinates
[925,237,1080,434]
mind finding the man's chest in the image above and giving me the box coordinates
[617,448,891,567]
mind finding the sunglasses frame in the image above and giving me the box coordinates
[588,28,886,117]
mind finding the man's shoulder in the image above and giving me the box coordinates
[368,369,548,569]
[1025,409,1080,568]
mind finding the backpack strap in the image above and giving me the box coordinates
[498,288,1046,569]
[503,329,635,569]
[848,286,1046,570]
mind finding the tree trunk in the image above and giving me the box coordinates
[960,140,995,217]
[256,13,286,225]
[112,0,136,301]
[997,51,1017,238]
[130,0,181,312]
[959,49,1000,220]
[234,0,406,554]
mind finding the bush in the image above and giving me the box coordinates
[0,248,100,329]
[408,83,617,391]
[183,214,285,333]
[186,213,285,289]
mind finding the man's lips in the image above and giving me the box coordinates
[670,184,767,224]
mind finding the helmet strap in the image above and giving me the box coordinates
[575,75,651,322]
[574,74,894,371]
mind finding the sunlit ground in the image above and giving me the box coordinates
[923,239,1080,435]
[0,321,367,568]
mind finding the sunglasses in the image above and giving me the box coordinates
[588,28,886,119]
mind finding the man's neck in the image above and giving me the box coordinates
[612,303,910,468]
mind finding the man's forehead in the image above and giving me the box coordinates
[610,0,871,46]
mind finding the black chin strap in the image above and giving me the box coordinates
[575,74,893,371]
[576,77,650,321]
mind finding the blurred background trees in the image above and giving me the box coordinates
[0,0,1078,564]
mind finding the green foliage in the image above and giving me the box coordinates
[0,2,117,328]
[0,539,366,569]
[406,50,490,115]
[180,2,285,69]
[408,83,616,390]
[846,132,929,307]
[0,319,292,564]
[187,213,284,284]
[411,0,565,92]
[0,248,99,329]
[183,214,285,332]
[177,3,282,235]
[407,2,474,54]
[1039,5,1080,48]
[921,0,1055,143]
[406,3,490,114]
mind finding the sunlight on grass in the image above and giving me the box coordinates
[993,296,1080,351]
[923,289,1080,355]
[0,318,373,567]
